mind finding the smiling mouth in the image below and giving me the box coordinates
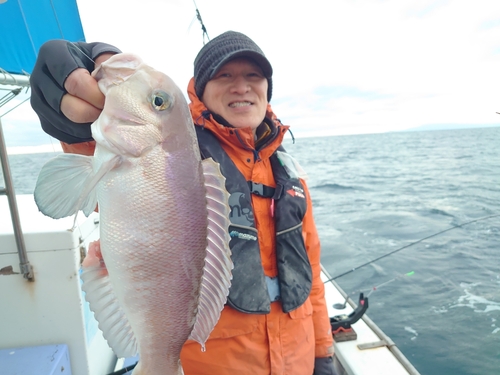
[229,101,252,108]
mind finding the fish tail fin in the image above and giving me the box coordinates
[188,158,233,348]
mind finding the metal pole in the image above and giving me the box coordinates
[0,117,34,281]
[0,73,30,88]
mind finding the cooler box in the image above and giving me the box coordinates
[0,344,72,375]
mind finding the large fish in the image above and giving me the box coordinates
[34,53,233,374]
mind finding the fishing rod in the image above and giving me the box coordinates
[192,0,210,43]
[332,271,415,309]
[324,213,500,284]
[365,271,415,297]
[106,361,137,375]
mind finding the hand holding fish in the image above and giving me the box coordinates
[81,240,108,277]
[61,52,115,124]
[30,41,122,145]
[81,240,102,268]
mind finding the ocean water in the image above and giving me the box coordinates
[2,126,499,374]
[283,126,500,375]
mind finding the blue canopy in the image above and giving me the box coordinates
[0,0,85,75]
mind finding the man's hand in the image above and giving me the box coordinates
[82,240,108,276]
[61,53,115,123]
[30,41,120,144]
[313,356,341,375]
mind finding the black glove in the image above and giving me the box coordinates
[313,356,341,375]
[30,40,121,144]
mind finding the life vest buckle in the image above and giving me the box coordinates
[248,181,275,198]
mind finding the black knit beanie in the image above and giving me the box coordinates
[194,31,273,101]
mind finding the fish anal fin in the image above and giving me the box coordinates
[188,158,233,348]
[81,260,138,358]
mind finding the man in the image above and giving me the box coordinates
[30,30,338,375]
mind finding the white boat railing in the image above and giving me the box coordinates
[0,69,30,88]
[0,73,34,281]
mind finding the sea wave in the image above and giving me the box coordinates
[288,127,500,375]
[7,143,62,155]
[312,183,357,192]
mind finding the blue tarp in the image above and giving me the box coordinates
[0,0,85,75]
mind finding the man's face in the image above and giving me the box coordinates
[202,58,268,133]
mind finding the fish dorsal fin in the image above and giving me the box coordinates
[188,158,233,349]
[34,154,97,219]
[34,153,121,220]
[80,259,138,358]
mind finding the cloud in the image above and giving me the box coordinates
[48,0,500,133]
[1,116,53,147]
[3,0,499,150]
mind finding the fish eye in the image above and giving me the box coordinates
[151,91,173,111]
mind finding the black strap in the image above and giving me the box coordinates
[247,181,276,198]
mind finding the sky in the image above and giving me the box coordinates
[1,0,500,152]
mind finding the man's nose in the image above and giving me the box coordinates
[230,75,250,94]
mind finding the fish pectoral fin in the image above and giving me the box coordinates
[34,153,121,220]
[34,154,97,219]
[81,259,138,358]
[75,155,122,217]
[189,158,233,349]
